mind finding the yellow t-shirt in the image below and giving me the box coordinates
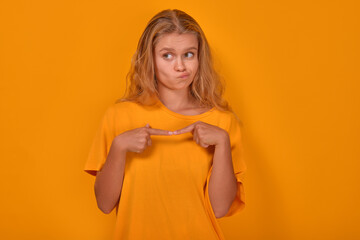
[84,99,246,240]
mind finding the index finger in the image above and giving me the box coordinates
[173,123,196,135]
[146,127,173,136]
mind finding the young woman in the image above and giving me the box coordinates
[84,9,246,240]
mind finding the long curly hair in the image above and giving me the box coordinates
[117,9,230,111]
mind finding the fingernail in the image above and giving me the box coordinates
[173,131,177,135]
[168,131,173,135]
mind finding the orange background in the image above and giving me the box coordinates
[1,0,359,239]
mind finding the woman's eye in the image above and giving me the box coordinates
[163,53,173,59]
[185,52,194,58]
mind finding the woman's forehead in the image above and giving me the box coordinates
[155,33,198,51]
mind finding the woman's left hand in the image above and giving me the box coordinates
[172,121,229,148]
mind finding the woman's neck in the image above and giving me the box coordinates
[158,88,198,111]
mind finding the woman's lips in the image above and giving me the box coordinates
[178,74,190,78]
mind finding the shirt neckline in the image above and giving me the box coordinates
[156,99,216,120]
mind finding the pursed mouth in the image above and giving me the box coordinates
[178,74,190,78]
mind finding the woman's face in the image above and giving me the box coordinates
[153,32,199,93]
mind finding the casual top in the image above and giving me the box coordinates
[84,99,247,240]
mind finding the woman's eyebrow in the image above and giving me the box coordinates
[159,47,198,52]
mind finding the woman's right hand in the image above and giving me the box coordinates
[114,124,173,153]
[95,124,171,213]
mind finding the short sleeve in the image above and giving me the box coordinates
[84,104,117,176]
[222,112,247,217]
[204,112,247,219]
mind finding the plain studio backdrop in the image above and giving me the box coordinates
[0,0,359,239]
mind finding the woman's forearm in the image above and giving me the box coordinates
[94,137,127,214]
[208,135,238,218]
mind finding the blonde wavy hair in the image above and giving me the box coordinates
[117,9,230,111]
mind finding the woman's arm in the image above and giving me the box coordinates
[94,137,127,214]
[208,134,238,218]
[94,125,172,214]
[172,121,238,218]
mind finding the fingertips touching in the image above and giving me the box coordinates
[148,128,173,136]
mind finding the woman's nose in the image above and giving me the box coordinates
[175,57,185,71]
